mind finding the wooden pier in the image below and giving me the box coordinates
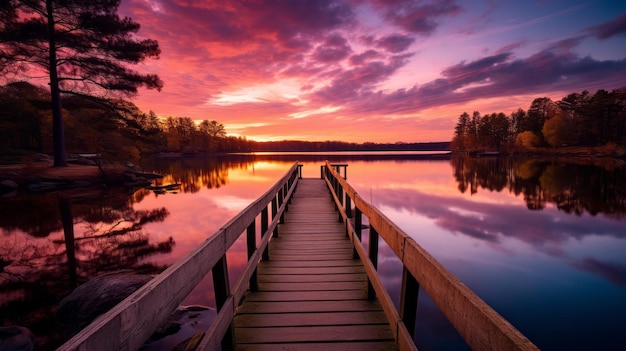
[58,162,539,351]
[233,178,396,350]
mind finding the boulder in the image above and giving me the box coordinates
[0,326,35,351]
[0,179,19,196]
[56,273,153,338]
[141,305,215,351]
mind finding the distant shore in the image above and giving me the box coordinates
[2,147,625,197]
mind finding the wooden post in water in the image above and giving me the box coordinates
[246,221,258,291]
[368,226,379,300]
[271,197,278,237]
[354,208,362,259]
[400,266,420,337]
[278,187,285,224]
[212,255,234,351]
[337,185,344,222]
[261,206,269,260]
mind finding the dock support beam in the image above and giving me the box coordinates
[212,256,234,351]
[400,267,419,337]
[367,226,379,300]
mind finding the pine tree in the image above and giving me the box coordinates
[0,0,163,166]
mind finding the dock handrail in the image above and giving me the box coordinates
[58,162,302,351]
[321,161,540,351]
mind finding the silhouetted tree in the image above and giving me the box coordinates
[0,0,162,166]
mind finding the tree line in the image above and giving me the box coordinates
[0,81,253,161]
[253,140,450,152]
[451,87,626,153]
[1,81,452,161]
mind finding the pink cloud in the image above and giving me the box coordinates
[114,1,626,143]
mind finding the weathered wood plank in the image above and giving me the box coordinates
[266,254,354,261]
[256,281,366,291]
[236,325,394,343]
[258,259,361,267]
[234,311,388,327]
[258,266,365,275]
[258,273,367,283]
[236,300,383,314]
[242,290,366,302]
[235,341,397,351]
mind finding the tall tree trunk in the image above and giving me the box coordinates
[47,0,66,166]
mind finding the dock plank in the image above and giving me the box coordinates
[233,179,397,350]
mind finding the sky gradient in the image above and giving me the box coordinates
[119,0,626,143]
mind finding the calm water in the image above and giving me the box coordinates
[1,154,625,350]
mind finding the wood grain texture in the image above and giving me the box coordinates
[234,179,397,351]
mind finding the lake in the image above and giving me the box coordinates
[1,153,625,350]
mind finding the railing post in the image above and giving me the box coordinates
[283,182,289,211]
[246,220,258,291]
[271,196,278,237]
[400,266,420,337]
[261,206,269,260]
[337,186,343,222]
[353,208,362,259]
[212,255,234,351]
[368,226,379,300]
[345,194,352,218]
[278,187,285,224]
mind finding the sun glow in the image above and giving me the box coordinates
[289,106,342,119]
[208,81,303,106]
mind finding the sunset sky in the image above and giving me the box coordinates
[119,0,626,143]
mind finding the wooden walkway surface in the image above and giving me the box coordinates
[233,179,397,351]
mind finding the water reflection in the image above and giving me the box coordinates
[346,156,626,351]
[0,189,172,349]
[140,155,257,193]
[451,156,626,216]
[2,155,625,351]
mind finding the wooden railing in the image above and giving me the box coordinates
[321,161,540,351]
[58,163,302,351]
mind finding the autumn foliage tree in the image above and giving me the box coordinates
[0,0,162,166]
[452,87,626,153]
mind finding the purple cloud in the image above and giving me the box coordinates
[586,13,626,39]
[344,47,626,117]
[371,0,461,34]
[312,34,353,63]
[314,55,410,102]
[375,33,415,53]
[350,50,384,66]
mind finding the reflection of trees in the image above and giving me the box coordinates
[451,156,626,217]
[0,191,173,350]
[140,156,256,193]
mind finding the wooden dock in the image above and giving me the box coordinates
[58,162,539,351]
[233,179,397,350]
